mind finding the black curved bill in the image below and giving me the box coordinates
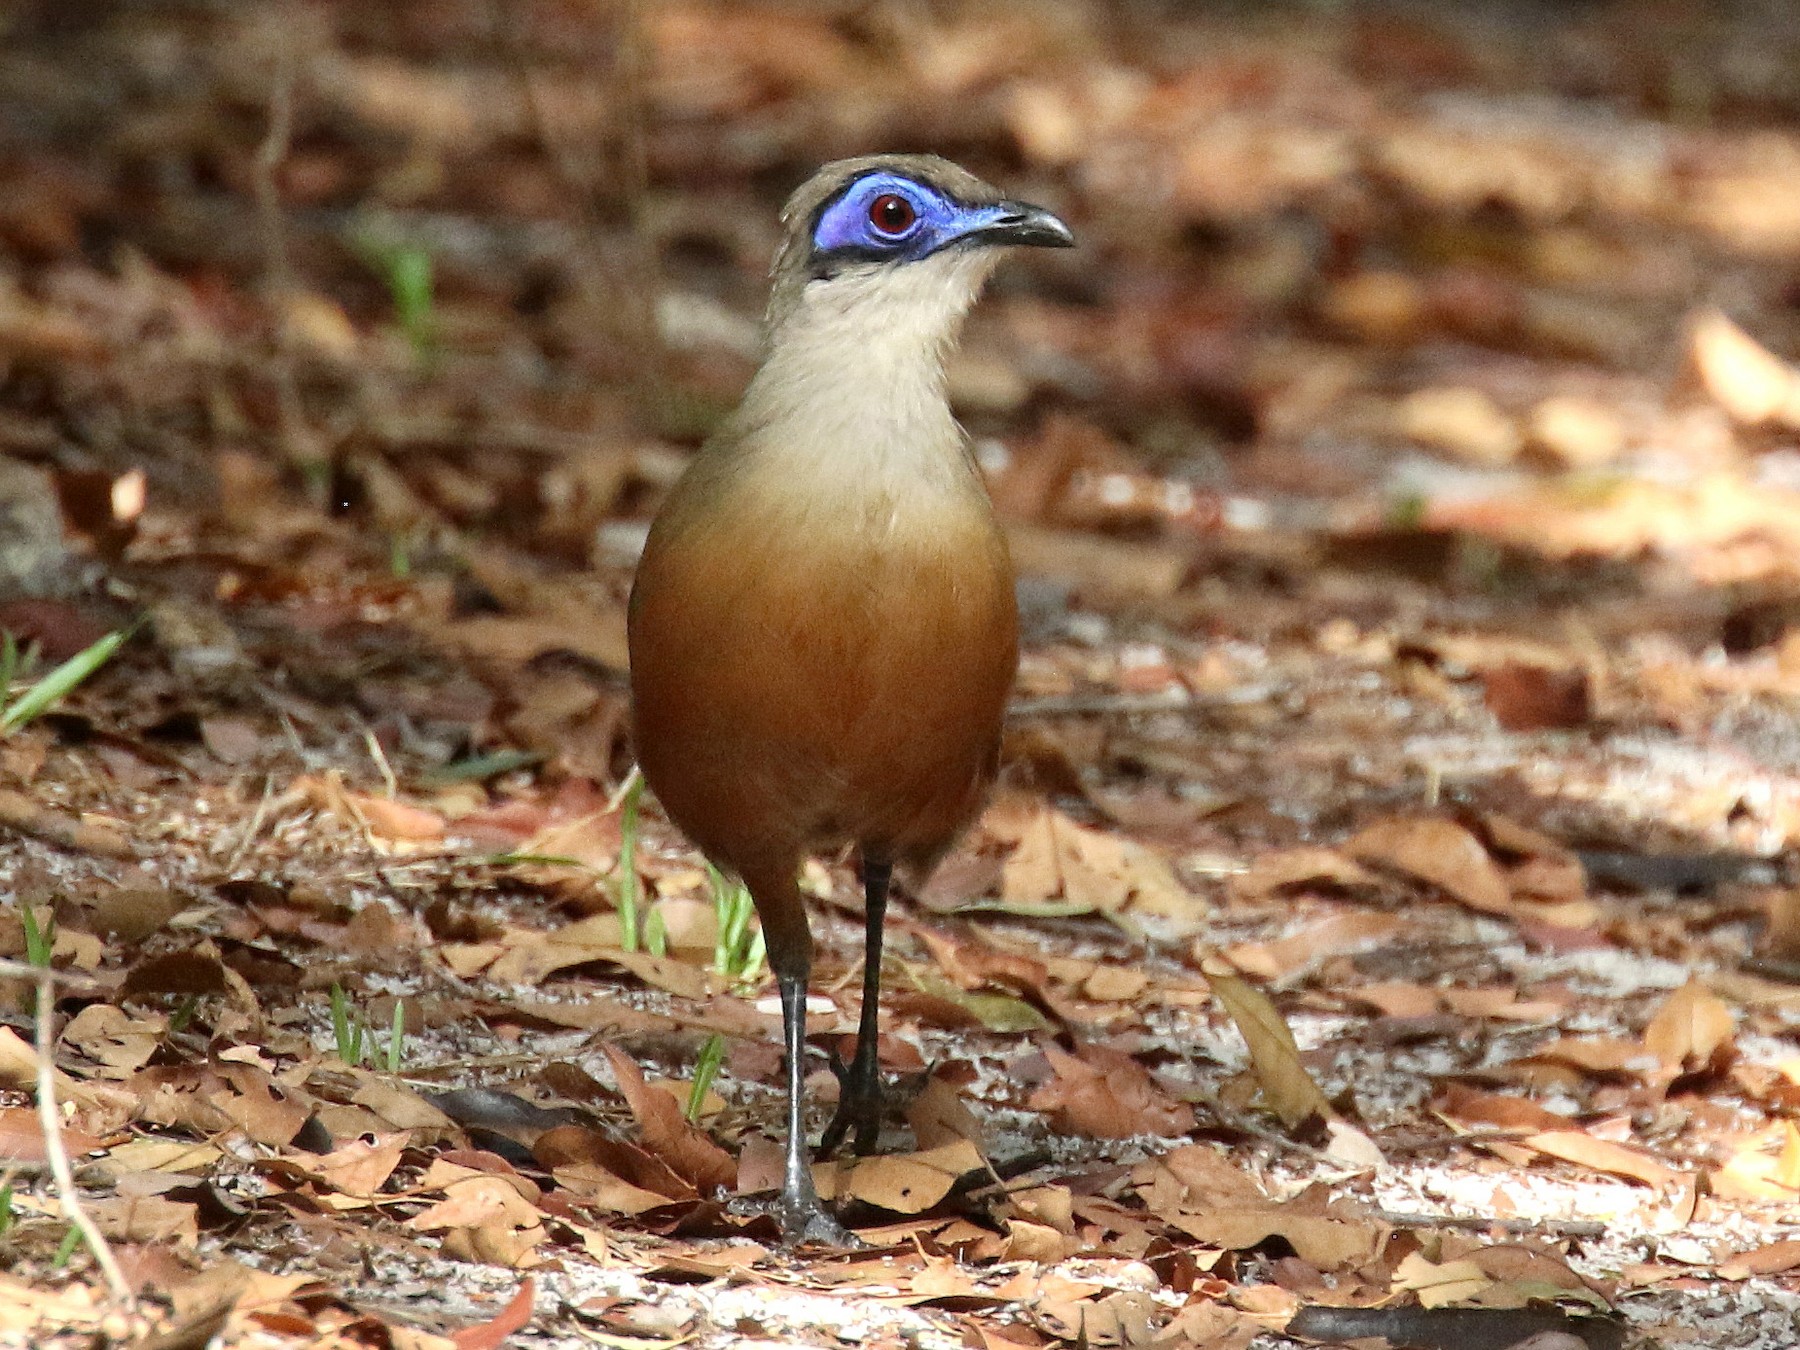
[964,201,1076,250]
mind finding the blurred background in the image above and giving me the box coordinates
[5,0,1800,832]
[11,7,1800,1335]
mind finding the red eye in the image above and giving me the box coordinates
[869,193,917,235]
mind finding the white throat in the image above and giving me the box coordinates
[734,249,1000,498]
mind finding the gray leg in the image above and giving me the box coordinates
[819,857,891,1157]
[773,968,858,1245]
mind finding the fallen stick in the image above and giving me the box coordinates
[0,956,134,1305]
[0,789,135,858]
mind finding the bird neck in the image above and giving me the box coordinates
[731,253,999,496]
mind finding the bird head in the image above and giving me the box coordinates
[764,154,1074,343]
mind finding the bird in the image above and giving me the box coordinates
[627,153,1073,1244]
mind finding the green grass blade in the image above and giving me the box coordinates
[386,1000,405,1073]
[616,772,643,952]
[686,1033,725,1123]
[330,984,359,1066]
[0,627,129,735]
[52,1226,80,1268]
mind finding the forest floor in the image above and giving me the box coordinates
[5,1,1800,1347]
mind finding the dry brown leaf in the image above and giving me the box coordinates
[599,1042,735,1193]
[406,1171,547,1268]
[1690,308,1800,429]
[1028,1043,1196,1139]
[1439,987,1568,1021]
[1202,961,1332,1128]
[100,1137,222,1175]
[1005,1217,1079,1263]
[168,1260,315,1329]
[1150,1143,1269,1207]
[551,1162,674,1215]
[292,1130,407,1200]
[511,809,622,876]
[601,949,719,1000]
[1221,911,1404,982]
[132,1062,309,1148]
[1029,1288,1163,1347]
[351,1076,457,1132]
[1227,847,1379,904]
[0,1271,105,1336]
[0,1029,127,1115]
[1347,982,1441,1018]
[1082,965,1150,1001]
[1763,888,1800,960]
[1712,1122,1800,1202]
[899,963,1051,1034]
[1323,1118,1386,1170]
[1480,662,1591,731]
[487,920,717,999]
[50,925,102,972]
[59,1004,161,1077]
[88,1193,199,1246]
[1437,1084,1571,1133]
[1157,1300,1261,1350]
[1641,977,1736,1079]
[1398,385,1521,465]
[1527,393,1627,467]
[85,886,183,942]
[1011,1184,1076,1234]
[1719,1237,1800,1280]
[350,793,446,842]
[915,927,1052,999]
[1170,1203,1388,1271]
[1392,1245,1605,1313]
[209,1063,311,1146]
[1522,1129,1684,1190]
[1480,813,1575,862]
[121,942,256,1007]
[990,797,1205,936]
[1345,816,1512,914]
[1524,1036,1652,1078]
[906,1075,988,1155]
[449,1277,536,1350]
[818,1139,984,1213]
[0,1105,102,1162]
[1469,1244,1607,1302]
[1392,1251,1494,1307]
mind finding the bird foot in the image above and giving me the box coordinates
[730,1186,865,1248]
[819,1048,930,1158]
[818,1047,887,1158]
[776,1190,865,1249]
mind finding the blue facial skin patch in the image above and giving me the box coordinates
[810,172,1011,265]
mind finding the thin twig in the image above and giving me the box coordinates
[223,772,277,873]
[1007,692,1229,719]
[362,726,399,800]
[9,959,133,1304]
[1373,1208,1607,1239]
[604,765,642,814]
[1380,1127,1537,1156]
[250,17,316,475]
